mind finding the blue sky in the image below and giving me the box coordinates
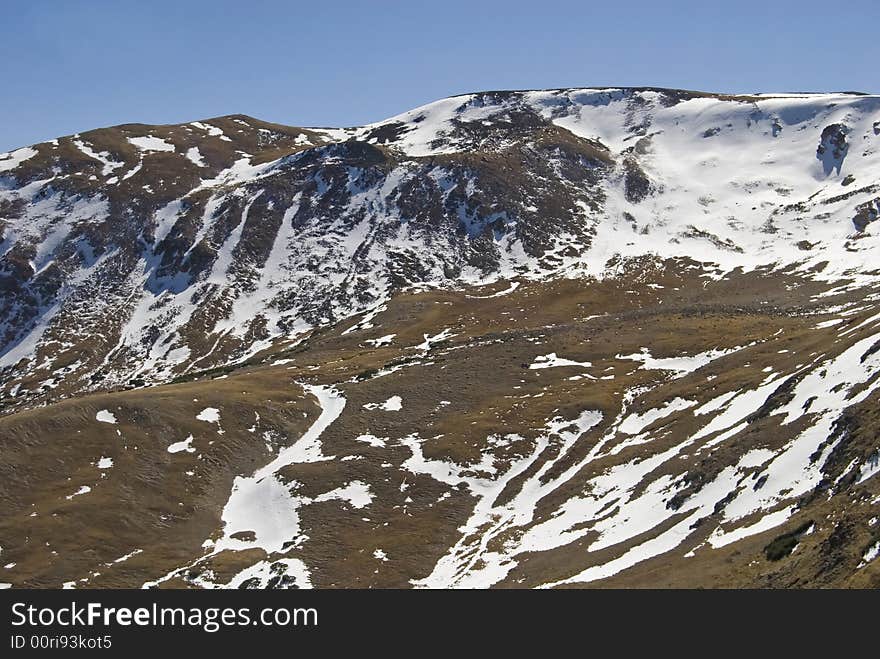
[2,0,877,151]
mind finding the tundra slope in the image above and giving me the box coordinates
[0,88,879,588]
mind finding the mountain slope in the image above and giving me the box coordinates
[1,88,879,588]
[2,88,879,407]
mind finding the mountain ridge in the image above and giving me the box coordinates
[7,84,879,153]
[5,86,878,155]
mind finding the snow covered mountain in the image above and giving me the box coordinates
[1,88,879,589]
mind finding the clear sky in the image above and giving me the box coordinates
[2,0,878,151]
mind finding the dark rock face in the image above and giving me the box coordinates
[623,158,652,203]
[817,123,849,176]
[853,198,880,232]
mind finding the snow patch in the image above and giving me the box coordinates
[167,435,196,454]
[95,410,117,424]
[185,146,206,167]
[65,485,92,500]
[363,395,402,411]
[314,481,373,509]
[128,136,175,152]
[529,353,592,370]
[196,408,220,423]
[0,146,38,172]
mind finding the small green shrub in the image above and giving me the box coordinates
[763,520,814,561]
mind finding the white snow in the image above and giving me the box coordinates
[412,328,457,352]
[529,353,592,370]
[128,135,175,152]
[381,395,402,411]
[212,384,345,555]
[467,280,520,298]
[857,452,880,485]
[109,549,143,565]
[190,121,231,141]
[692,376,785,441]
[618,346,743,377]
[364,334,396,347]
[0,146,38,172]
[196,407,220,423]
[167,435,196,454]
[185,146,206,167]
[73,139,124,176]
[707,506,795,548]
[95,410,117,424]
[65,485,91,500]
[619,398,696,435]
[363,395,402,411]
[858,541,880,568]
[694,390,739,416]
[354,434,388,448]
[121,161,142,180]
[412,409,604,588]
[314,481,373,509]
